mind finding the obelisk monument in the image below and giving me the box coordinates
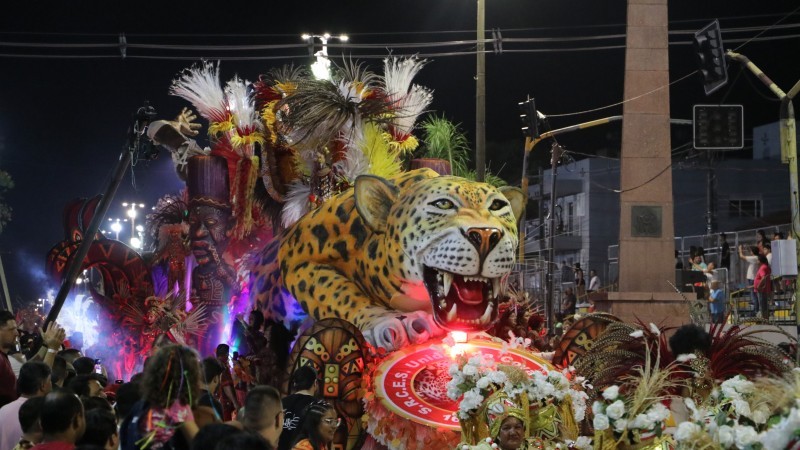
[603,0,689,324]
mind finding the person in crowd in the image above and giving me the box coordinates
[81,396,113,414]
[191,424,240,450]
[214,345,240,421]
[719,233,731,269]
[573,263,586,299]
[525,314,548,352]
[241,386,283,450]
[50,357,68,390]
[67,375,106,399]
[31,391,85,450]
[70,358,95,377]
[587,269,601,293]
[0,361,52,450]
[773,231,785,240]
[56,350,81,365]
[76,408,118,450]
[560,288,576,317]
[674,250,684,270]
[113,382,141,426]
[290,401,338,450]
[1,310,22,406]
[197,357,225,426]
[754,254,773,319]
[278,366,318,450]
[216,432,270,450]
[120,345,200,450]
[708,280,726,324]
[12,397,45,450]
[738,245,760,316]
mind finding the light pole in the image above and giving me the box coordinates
[122,202,145,249]
[301,33,349,80]
[109,219,123,241]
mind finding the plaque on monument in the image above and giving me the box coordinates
[631,205,662,237]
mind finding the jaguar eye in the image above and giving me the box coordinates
[489,199,508,211]
[430,199,455,210]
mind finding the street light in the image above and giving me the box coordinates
[122,202,145,244]
[302,33,348,80]
[109,219,123,240]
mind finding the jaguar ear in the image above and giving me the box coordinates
[355,175,399,233]
[498,186,526,221]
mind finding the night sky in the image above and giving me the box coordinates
[0,1,797,305]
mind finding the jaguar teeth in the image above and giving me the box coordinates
[492,278,501,298]
[442,272,454,297]
[446,303,458,322]
[438,299,446,310]
[479,302,494,325]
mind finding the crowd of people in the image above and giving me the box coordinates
[0,310,342,450]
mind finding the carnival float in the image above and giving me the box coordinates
[40,56,800,449]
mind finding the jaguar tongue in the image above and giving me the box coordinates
[454,276,487,306]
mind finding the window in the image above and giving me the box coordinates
[728,199,762,218]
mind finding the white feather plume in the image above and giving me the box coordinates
[382,56,433,136]
[169,61,227,122]
[281,181,312,228]
[224,76,261,132]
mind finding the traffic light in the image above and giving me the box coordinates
[693,104,743,150]
[519,98,539,138]
[692,20,728,96]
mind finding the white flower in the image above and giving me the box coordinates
[449,363,461,376]
[676,353,697,363]
[468,356,482,366]
[646,402,671,423]
[629,330,644,338]
[463,364,479,377]
[593,413,610,431]
[570,389,589,422]
[674,422,701,441]
[605,400,626,420]
[476,376,491,389]
[592,401,605,415]
[573,436,592,450]
[732,399,751,418]
[684,398,701,421]
[613,418,628,433]
[487,371,507,384]
[751,406,769,424]
[631,413,654,430]
[602,385,620,401]
[733,424,758,449]
[716,425,734,448]
[459,389,484,414]
[760,406,800,450]
[648,323,661,336]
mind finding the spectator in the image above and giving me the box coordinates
[113,383,140,425]
[242,386,283,449]
[67,375,106,399]
[32,391,85,450]
[71,358,95,377]
[76,409,118,450]
[197,358,225,426]
[289,401,338,450]
[215,345,240,421]
[13,396,46,450]
[0,310,20,407]
[0,361,52,450]
[754,254,772,319]
[708,280,726,324]
[738,245,760,315]
[56,350,82,365]
[217,433,269,450]
[51,357,68,389]
[674,250,684,270]
[719,233,730,269]
[81,397,113,414]
[573,263,586,299]
[587,269,601,293]
[191,424,240,450]
[278,366,318,450]
[560,288,576,317]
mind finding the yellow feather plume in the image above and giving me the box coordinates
[363,123,402,179]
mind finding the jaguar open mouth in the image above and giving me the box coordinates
[422,266,501,331]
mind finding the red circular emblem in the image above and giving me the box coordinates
[374,340,552,430]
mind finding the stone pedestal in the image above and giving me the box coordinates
[596,292,690,328]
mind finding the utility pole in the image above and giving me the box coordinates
[546,143,562,334]
[475,0,486,181]
[726,50,799,361]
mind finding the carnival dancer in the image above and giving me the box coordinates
[455,388,535,450]
[213,344,240,421]
[289,400,338,450]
